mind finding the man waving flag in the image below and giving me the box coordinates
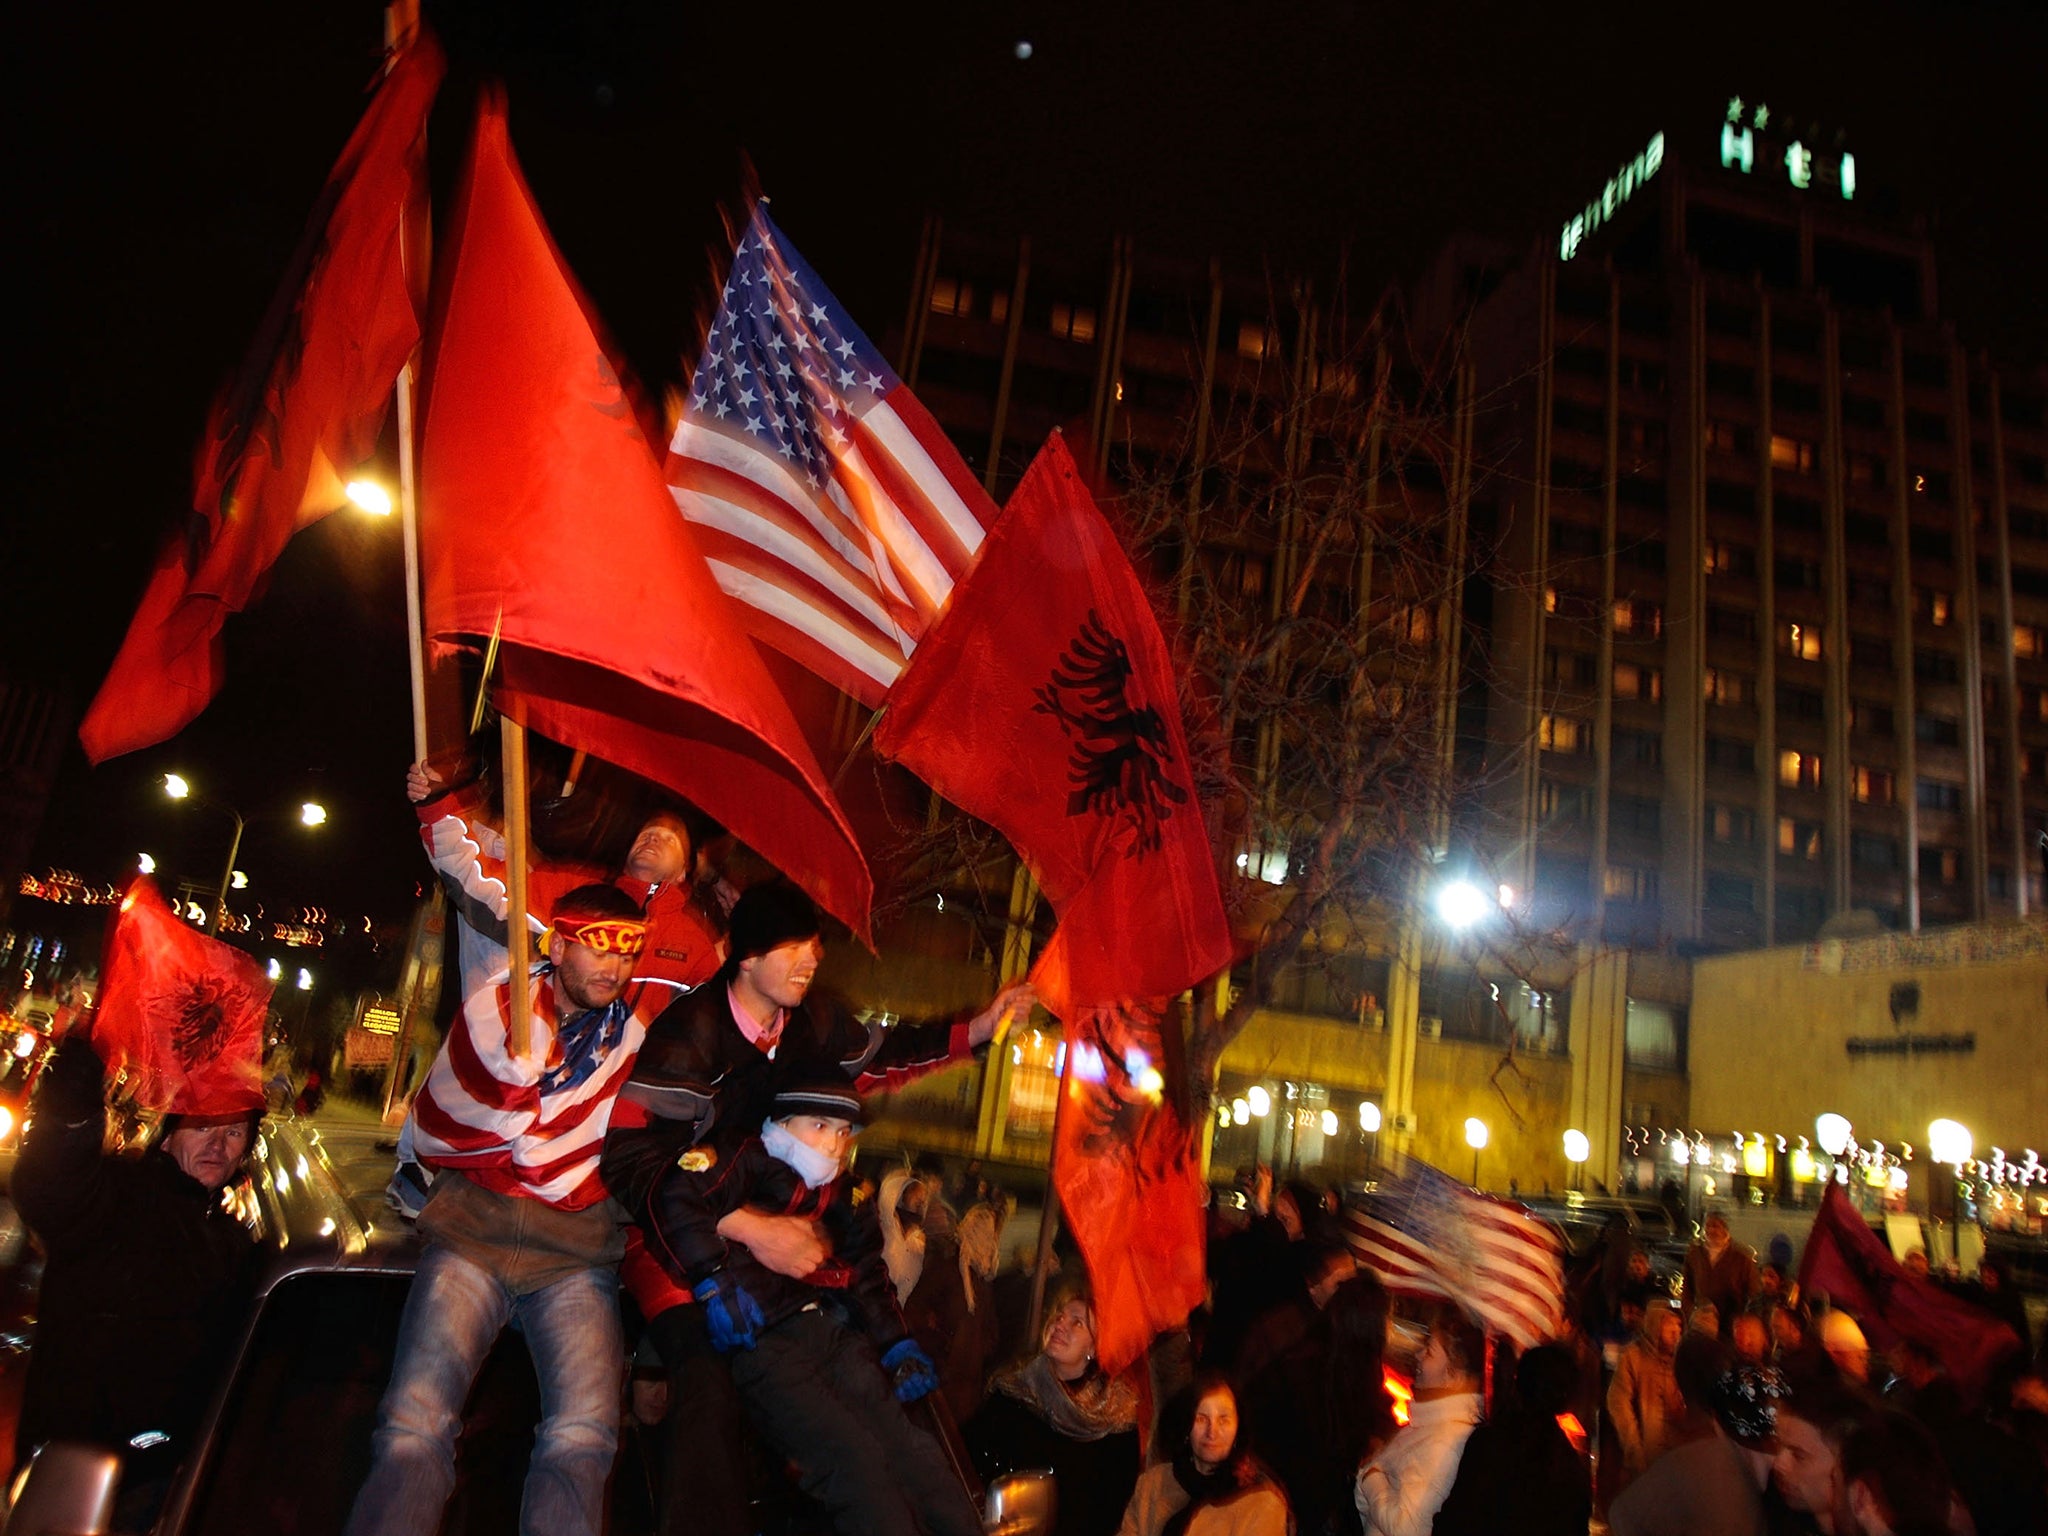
[666,205,998,706]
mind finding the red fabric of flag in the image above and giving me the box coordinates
[80,35,444,764]
[874,433,1229,1013]
[1799,1183,2022,1400]
[1051,1002,1208,1375]
[92,879,271,1116]
[419,92,872,938]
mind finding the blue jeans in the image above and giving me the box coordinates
[344,1244,623,1536]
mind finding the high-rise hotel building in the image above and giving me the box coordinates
[869,103,2048,1189]
[1471,101,2048,952]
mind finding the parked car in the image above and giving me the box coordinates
[1519,1193,1688,1290]
[0,1112,1048,1536]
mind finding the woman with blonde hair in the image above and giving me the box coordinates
[966,1287,1141,1536]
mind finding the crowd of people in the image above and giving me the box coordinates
[7,756,2048,1536]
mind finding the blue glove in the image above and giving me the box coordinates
[881,1338,938,1403]
[693,1272,766,1353]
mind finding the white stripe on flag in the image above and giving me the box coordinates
[860,397,989,556]
[678,488,906,643]
[673,425,883,587]
[836,431,956,615]
[704,560,906,692]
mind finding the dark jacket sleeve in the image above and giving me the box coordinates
[825,1179,910,1352]
[829,997,975,1094]
[602,989,723,1215]
[643,1137,770,1287]
[9,1037,114,1248]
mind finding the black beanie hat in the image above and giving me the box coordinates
[728,881,821,963]
[772,1082,865,1126]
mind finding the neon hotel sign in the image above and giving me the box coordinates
[1560,102,1858,261]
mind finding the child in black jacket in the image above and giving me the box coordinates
[645,1082,981,1536]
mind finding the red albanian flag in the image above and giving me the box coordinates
[875,432,1230,1013]
[93,879,271,1116]
[1050,1002,1208,1375]
[80,33,444,763]
[418,92,871,937]
[1800,1183,2023,1402]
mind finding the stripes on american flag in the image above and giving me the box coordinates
[1340,1162,1566,1351]
[412,972,682,1210]
[665,204,998,707]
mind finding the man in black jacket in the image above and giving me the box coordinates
[10,1036,259,1525]
[601,880,1031,1536]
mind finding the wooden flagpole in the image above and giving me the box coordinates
[500,714,533,1058]
[1025,1025,1079,1346]
[396,362,429,761]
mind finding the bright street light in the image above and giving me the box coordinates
[300,801,328,828]
[1359,1100,1382,1133]
[344,479,394,516]
[1464,1117,1490,1151]
[1231,1098,1250,1127]
[163,773,191,800]
[296,967,314,992]
[1435,879,1492,930]
[1815,1113,1853,1157]
[230,870,249,890]
[1246,1085,1272,1118]
[1563,1128,1591,1163]
[137,852,156,875]
[1927,1119,1972,1167]
[267,959,282,981]
[1320,1109,1339,1137]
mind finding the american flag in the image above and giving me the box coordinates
[666,205,999,707]
[1340,1162,1566,1350]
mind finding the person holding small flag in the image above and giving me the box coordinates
[10,880,271,1529]
[344,884,684,1536]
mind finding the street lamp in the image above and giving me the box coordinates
[1435,879,1492,930]
[1246,1085,1272,1118]
[1465,1116,1489,1187]
[1359,1099,1382,1174]
[136,852,156,875]
[163,775,327,937]
[1928,1118,1973,1250]
[1564,1128,1591,1190]
[1815,1113,1853,1157]
[344,479,394,516]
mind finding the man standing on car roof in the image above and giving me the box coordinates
[601,880,1033,1536]
[344,883,683,1536]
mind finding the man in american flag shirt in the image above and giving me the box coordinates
[344,883,684,1536]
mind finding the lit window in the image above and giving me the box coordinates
[1539,714,1589,754]
[1770,434,1816,474]
[1613,599,1662,637]
[1544,587,1560,615]
[2015,624,2046,660]
[1915,587,1952,627]
[1051,302,1098,343]
[988,291,1010,325]
[928,277,974,317]
[1778,749,1822,790]
[1614,662,1663,700]
[1703,668,1752,706]
[1780,621,1822,661]
[1236,320,1276,360]
[1778,817,1823,860]
[1604,865,1657,902]
[1851,765,1895,805]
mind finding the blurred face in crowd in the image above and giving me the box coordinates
[1704,1214,1730,1248]
[1415,1327,1470,1391]
[551,932,635,1011]
[1758,1266,1784,1298]
[1274,1188,1303,1240]
[165,1119,252,1192]
[1190,1388,1240,1472]
[1308,1249,1358,1308]
[1772,1413,1840,1525]
[1901,1248,1929,1279]
[740,936,824,1011]
[1044,1299,1096,1380]
[1732,1314,1769,1364]
[624,813,691,886]
[1627,1251,1653,1283]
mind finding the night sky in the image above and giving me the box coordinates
[9,0,2046,927]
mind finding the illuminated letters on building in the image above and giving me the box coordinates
[1559,131,1665,261]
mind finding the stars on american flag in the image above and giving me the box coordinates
[682,214,901,486]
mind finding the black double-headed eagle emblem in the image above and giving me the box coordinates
[1032,610,1187,857]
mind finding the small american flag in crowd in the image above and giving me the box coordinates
[1341,1161,1566,1350]
[666,204,999,707]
